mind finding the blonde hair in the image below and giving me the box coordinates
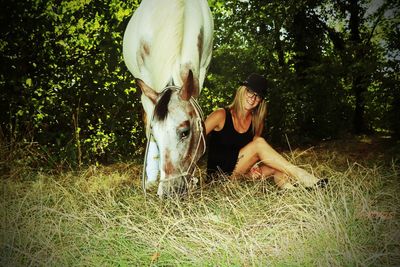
[228,86,268,136]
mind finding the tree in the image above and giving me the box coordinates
[1,0,398,168]
[0,0,143,166]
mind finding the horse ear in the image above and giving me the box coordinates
[180,70,199,101]
[136,79,158,104]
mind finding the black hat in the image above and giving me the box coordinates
[242,73,268,99]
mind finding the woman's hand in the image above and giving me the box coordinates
[250,164,262,179]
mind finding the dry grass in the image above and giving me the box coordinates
[1,136,399,266]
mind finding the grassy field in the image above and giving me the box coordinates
[1,136,400,266]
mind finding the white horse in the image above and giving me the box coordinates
[123,0,213,196]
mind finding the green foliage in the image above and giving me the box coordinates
[1,0,399,166]
[208,0,399,144]
[1,0,142,165]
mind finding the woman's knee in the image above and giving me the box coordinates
[252,136,270,149]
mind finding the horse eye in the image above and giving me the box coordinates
[179,128,190,140]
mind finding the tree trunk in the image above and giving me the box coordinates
[274,20,285,67]
[292,10,309,78]
[349,0,368,133]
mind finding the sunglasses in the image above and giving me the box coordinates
[245,88,262,101]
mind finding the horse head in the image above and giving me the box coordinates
[137,70,206,196]
[122,0,213,197]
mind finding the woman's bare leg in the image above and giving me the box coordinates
[274,171,296,189]
[247,164,293,189]
[233,137,319,187]
[259,165,296,189]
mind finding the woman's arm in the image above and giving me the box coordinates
[204,108,226,135]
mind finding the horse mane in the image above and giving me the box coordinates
[154,88,173,121]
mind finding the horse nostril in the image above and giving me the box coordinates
[173,184,187,195]
[158,181,188,198]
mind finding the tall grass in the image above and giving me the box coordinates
[1,139,399,266]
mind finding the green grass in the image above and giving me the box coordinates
[1,137,400,266]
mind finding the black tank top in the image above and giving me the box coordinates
[207,108,254,176]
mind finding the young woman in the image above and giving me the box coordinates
[205,74,327,189]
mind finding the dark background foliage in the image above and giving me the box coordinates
[1,0,399,167]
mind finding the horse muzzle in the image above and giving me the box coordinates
[157,172,194,197]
